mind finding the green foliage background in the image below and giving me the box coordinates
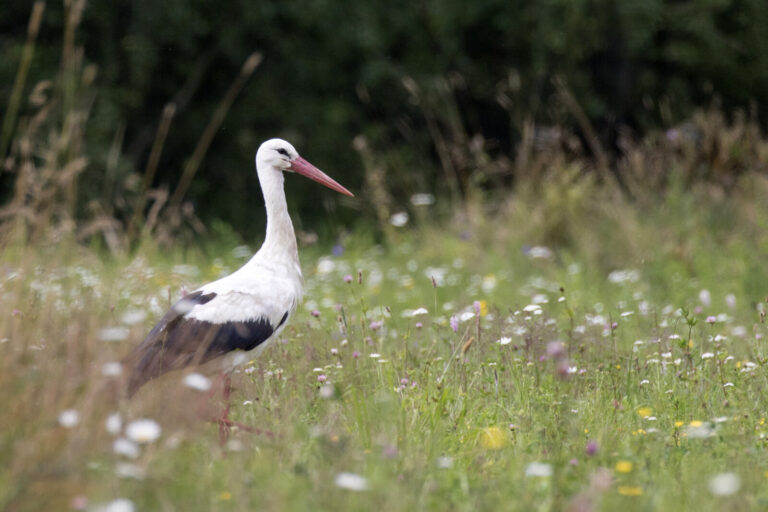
[2,0,768,237]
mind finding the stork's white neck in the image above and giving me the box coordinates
[254,161,298,263]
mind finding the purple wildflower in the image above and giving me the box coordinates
[546,341,565,359]
[344,274,353,283]
[370,320,383,330]
[473,301,481,315]
[352,351,361,359]
[317,374,327,383]
[586,440,598,456]
[706,316,717,324]
[450,315,459,333]
[311,310,320,318]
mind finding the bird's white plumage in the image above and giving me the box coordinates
[124,138,350,393]
[186,261,302,325]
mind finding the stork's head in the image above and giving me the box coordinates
[256,138,353,196]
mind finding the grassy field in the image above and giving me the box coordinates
[2,179,768,511]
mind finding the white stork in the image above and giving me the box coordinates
[122,139,353,423]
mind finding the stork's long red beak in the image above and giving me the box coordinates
[290,157,354,197]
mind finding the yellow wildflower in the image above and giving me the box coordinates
[637,407,652,418]
[618,486,643,496]
[219,491,232,501]
[674,421,684,428]
[689,420,703,428]
[480,426,507,450]
[615,461,633,473]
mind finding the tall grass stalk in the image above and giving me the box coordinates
[0,1,45,159]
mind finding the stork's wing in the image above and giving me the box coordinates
[123,290,289,396]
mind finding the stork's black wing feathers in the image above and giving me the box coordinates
[123,290,288,396]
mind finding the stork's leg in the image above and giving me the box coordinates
[211,373,275,443]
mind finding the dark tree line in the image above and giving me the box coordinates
[2,0,767,238]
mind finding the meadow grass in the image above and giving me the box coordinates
[2,179,768,512]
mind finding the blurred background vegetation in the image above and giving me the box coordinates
[1,0,767,250]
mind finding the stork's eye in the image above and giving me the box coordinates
[277,148,289,157]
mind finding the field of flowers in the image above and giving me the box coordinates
[2,183,768,511]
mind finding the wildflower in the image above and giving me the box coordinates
[637,407,652,418]
[334,472,369,491]
[311,309,320,318]
[701,352,715,359]
[317,374,327,383]
[482,275,497,293]
[369,320,383,330]
[725,294,736,309]
[98,327,130,342]
[607,269,640,284]
[674,421,684,428]
[319,384,334,398]
[615,461,633,473]
[389,212,409,227]
[183,373,212,391]
[330,348,338,355]
[352,351,360,359]
[70,495,88,510]
[525,462,553,477]
[415,322,423,329]
[699,289,712,307]
[450,315,459,333]
[706,316,717,324]
[410,193,435,206]
[343,274,353,283]
[99,498,136,512]
[412,307,429,316]
[459,311,475,322]
[708,472,740,496]
[101,361,123,377]
[369,353,381,358]
[546,341,565,359]
[58,409,80,428]
[685,421,715,438]
[121,309,147,325]
[113,438,140,459]
[527,246,553,259]
[586,441,598,456]
[480,427,507,450]
[618,486,643,496]
[106,412,122,434]
[497,336,512,345]
[125,419,161,443]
